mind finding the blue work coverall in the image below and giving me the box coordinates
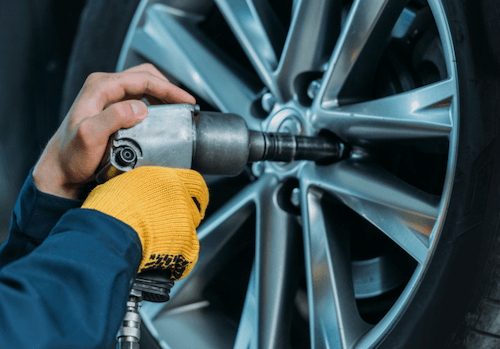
[0,172,142,348]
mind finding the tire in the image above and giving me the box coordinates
[62,0,500,348]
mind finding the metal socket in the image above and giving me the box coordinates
[192,112,251,175]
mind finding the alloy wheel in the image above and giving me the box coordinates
[117,0,459,347]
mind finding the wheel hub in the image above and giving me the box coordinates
[266,107,305,135]
[258,106,309,174]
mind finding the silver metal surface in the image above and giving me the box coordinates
[391,8,417,38]
[252,161,265,177]
[307,80,322,100]
[261,92,276,113]
[319,0,409,107]
[117,104,194,169]
[352,253,409,299]
[117,294,142,349]
[301,187,372,348]
[312,79,454,145]
[290,187,301,207]
[116,0,459,348]
[192,111,251,175]
[97,104,196,182]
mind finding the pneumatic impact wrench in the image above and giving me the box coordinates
[98,104,349,348]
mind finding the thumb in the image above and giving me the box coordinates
[89,100,148,140]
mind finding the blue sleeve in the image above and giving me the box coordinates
[0,208,142,349]
[0,170,83,266]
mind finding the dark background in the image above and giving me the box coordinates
[0,0,86,242]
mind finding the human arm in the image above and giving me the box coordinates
[0,208,141,349]
[0,170,83,267]
[0,64,206,348]
[0,165,208,349]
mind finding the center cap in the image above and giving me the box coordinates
[266,108,304,135]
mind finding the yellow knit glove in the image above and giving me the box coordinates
[82,166,208,280]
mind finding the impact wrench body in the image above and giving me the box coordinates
[97,104,348,183]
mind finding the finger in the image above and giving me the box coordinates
[121,94,162,106]
[118,95,160,106]
[96,71,195,108]
[84,100,148,143]
[116,70,195,105]
[122,63,169,82]
[122,64,188,105]
[76,71,196,115]
[122,93,182,106]
[144,95,163,106]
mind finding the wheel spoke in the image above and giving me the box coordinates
[319,0,409,107]
[164,179,261,310]
[312,79,455,143]
[301,185,371,348]
[214,0,285,90]
[302,161,438,264]
[233,264,257,349]
[274,0,341,101]
[254,175,302,349]
[128,4,262,129]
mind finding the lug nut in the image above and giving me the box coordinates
[261,92,275,113]
[252,162,265,177]
[290,187,301,207]
[307,80,321,100]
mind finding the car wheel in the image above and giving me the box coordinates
[62,0,500,348]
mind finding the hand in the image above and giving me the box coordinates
[33,64,196,199]
[82,166,209,280]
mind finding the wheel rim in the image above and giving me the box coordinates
[117,0,459,348]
